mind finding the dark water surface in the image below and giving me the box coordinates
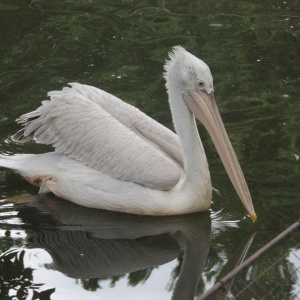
[0,0,299,299]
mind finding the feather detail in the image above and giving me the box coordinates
[11,84,184,190]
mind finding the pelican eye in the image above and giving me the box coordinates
[196,80,205,89]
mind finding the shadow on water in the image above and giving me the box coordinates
[1,194,255,300]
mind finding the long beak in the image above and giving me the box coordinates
[184,89,257,222]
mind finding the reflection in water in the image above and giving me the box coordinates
[199,231,256,300]
[13,194,254,299]
[17,194,210,300]
[0,248,55,298]
[14,196,211,299]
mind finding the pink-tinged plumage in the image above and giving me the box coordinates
[0,46,256,221]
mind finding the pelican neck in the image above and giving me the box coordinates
[167,89,210,184]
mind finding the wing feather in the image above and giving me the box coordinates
[64,83,184,166]
[12,85,183,190]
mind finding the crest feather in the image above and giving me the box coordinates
[163,46,188,79]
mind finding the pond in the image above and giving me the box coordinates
[0,0,299,299]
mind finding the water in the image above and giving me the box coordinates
[0,0,299,299]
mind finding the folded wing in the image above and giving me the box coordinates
[12,84,183,190]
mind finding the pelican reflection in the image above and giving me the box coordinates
[13,194,254,299]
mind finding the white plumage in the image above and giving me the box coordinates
[16,83,183,190]
[0,46,257,220]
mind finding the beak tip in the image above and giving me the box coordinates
[251,213,258,223]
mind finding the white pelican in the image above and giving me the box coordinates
[0,46,257,221]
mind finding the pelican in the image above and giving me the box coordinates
[0,46,257,221]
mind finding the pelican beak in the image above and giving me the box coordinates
[184,89,257,222]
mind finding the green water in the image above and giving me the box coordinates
[0,0,299,299]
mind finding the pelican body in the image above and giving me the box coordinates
[0,47,257,221]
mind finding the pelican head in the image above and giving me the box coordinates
[164,46,214,95]
[165,46,257,222]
